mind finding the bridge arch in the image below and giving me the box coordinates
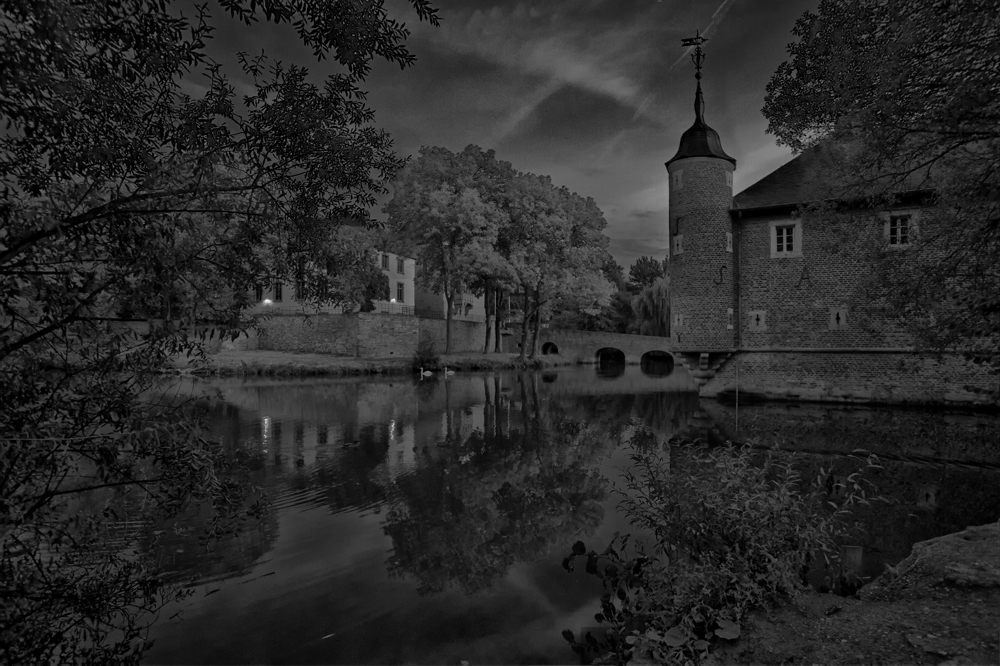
[541,341,559,355]
[640,350,674,377]
[595,347,627,379]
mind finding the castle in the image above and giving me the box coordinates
[665,38,998,408]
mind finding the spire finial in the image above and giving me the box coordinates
[681,29,708,80]
[681,30,708,122]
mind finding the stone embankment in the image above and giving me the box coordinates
[715,521,1000,665]
[194,350,578,377]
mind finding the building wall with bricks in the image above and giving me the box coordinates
[668,156,736,350]
[736,210,916,349]
[701,350,998,407]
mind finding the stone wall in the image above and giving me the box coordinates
[702,350,999,407]
[356,313,420,358]
[418,317,495,354]
[254,313,502,358]
[258,314,359,355]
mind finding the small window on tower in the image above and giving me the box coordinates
[725,170,733,188]
[726,232,733,253]
[672,169,683,191]
[672,234,684,256]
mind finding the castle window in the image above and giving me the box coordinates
[725,170,733,188]
[381,253,389,269]
[726,232,733,253]
[829,306,849,330]
[727,307,734,330]
[885,213,915,247]
[396,281,404,302]
[273,281,283,302]
[672,234,684,256]
[748,310,767,331]
[255,285,263,302]
[396,257,405,273]
[770,220,803,258]
[673,313,684,330]
[672,169,683,191]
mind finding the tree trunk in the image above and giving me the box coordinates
[445,291,454,355]
[518,289,529,361]
[494,288,503,353]
[483,279,492,353]
[529,286,541,359]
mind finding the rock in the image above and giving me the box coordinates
[861,521,1000,601]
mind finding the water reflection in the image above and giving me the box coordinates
[639,350,674,377]
[142,369,1000,665]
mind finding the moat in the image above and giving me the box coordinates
[143,366,1000,665]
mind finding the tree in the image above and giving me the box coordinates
[384,146,505,353]
[763,0,1000,363]
[630,276,671,337]
[0,0,439,661]
[627,255,667,293]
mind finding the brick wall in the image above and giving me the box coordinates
[737,211,914,348]
[357,313,420,358]
[668,156,736,349]
[418,317,490,354]
[702,351,999,407]
[254,313,499,357]
[258,314,359,355]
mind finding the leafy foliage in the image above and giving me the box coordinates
[629,276,670,337]
[563,437,883,664]
[1,0,438,662]
[763,0,1000,365]
[627,255,666,292]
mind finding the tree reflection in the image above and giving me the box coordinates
[382,392,612,595]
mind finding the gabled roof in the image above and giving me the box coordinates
[732,142,935,214]
[732,144,848,211]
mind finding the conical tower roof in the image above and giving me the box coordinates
[666,77,735,168]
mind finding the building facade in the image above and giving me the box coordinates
[249,250,416,316]
[667,49,997,407]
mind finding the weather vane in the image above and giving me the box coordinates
[681,30,708,79]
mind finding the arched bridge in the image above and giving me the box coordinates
[531,328,673,365]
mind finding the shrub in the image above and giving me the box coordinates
[413,331,439,371]
[562,436,883,664]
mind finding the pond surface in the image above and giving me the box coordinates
[143,366,1000,665]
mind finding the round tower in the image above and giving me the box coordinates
[666,37,736,351]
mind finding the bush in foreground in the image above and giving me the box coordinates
[563,437,883,664]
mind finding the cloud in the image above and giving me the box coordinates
[414,2,670,127]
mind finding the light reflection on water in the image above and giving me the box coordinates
[143,366,1000,665]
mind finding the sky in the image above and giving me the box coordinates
[205,0,819,271]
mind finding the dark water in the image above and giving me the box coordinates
[143,366,1000,665]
